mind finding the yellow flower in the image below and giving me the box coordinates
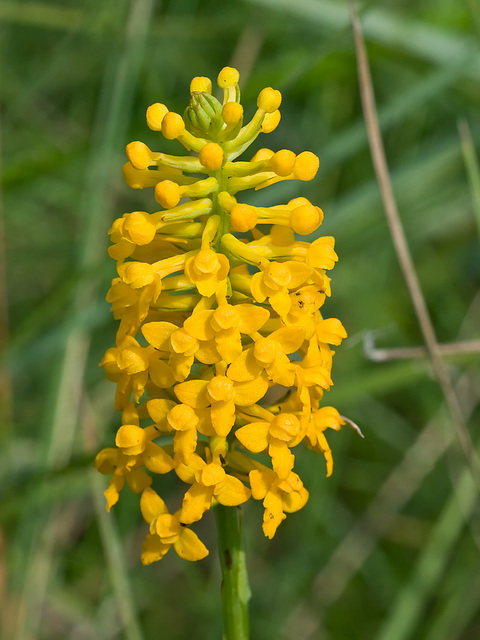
[184,248,230,297]
[183,302,270,364]
[227,325,305,387]
[236,413,303,479]
[174,374,268,437]
[98,66,351,562]
[249,468,309,539]
[304,406,346,477]
[140,488,208,563]
[250,260,313,317]
[95,447,153,511]
[180,459,251,524]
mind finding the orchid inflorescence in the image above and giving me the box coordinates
[95,66,348,564]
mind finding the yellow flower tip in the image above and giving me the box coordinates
[212,304,239,330]
[122,162,144,189]
[161,112,186,140]
[257,87,282,113]
[222,101,243,126]
[126,141,154,170]
[207,375,234,402]
[217,190,237,212]
[316,318,347,345]
[154,513,182,541]
[94,448,117,475]
[261,109,281,133]
[293,151,320,181]
[199,142,224,171]
[269,149,297,177]
[289,203,323,235]
[146,102,169,131]
[115,424,147,454]
[120,261,154,286]
[250,147,274,163]
[168,404,199,431]
[199,462,226,486]
[269,414,301,442]
[190,76,212,94]
[217,66,240,88]
[230,203,257,232]
[155,180,181,209]
[253,337,279,365]
[124,211,157,245]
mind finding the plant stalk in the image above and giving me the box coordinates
[215,505,251,640]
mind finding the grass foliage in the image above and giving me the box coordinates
[1,0,480,638]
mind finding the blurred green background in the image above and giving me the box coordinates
[1,0,480,638]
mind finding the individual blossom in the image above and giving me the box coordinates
[97,66,356,564]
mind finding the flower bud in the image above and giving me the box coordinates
[146,103,169,131]
[184,92,224,137]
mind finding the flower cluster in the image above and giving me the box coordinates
[96,67,348,564]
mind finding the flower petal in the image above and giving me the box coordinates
[174,527,209,561]
[183,310,215,341]
[141,533,170,565]
[235,422,269,453]
[269,439,295,480]
[263,489,285,539]
[141,321,177,350]
[215,327,243,364]
[144,442,176,474]
[179,483,214,524]
[210,400,236,437]
[249,469,271,500]
[173,428,198,465]
[233,377,268,406]
[174,379,210,408]
[269,290,292,317]
[270,326,305,354]
[214,476,251,506]
[282,486,309,513]
[148,358,176,388]
[227,348,262,382]
[140,487,168,523]
[236,304,270,334]
[146,398,176,429]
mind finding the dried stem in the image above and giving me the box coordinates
[349,0,480,489]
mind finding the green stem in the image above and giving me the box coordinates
[215,505,251,640]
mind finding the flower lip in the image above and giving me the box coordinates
[269,414,301,442]
[253,338,278,365]
[207,375,234,402]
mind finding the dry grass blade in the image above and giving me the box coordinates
[349,0,480,489]
[364,337,480,362]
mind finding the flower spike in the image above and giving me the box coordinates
[97,66,350,563]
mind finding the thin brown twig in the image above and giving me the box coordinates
[349,0,480,488]
[364,337,480,362]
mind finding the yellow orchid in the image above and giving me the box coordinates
[183,302,270,364]
[97,66,352,565]
[174,374,269,437]
[236,412,305,479]
[140,487,208,564]
[95,447,153,511]
[249,467,309,539]
[180,459,251,524]
[250,259,313,317]
[227,325,305,387]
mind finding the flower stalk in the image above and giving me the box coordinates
[215,505,250,640]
